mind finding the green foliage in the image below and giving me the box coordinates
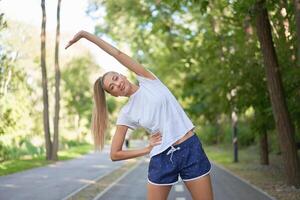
[0,16,42,161]
[0,0,299,165]
[0,144,92,176]
[130,129,147,139]
[60,137,89,149]
[0,13,7,31]
[197,124,222,145]
[61,56,98,129]
[0,108,16,135]
[87,0,300,149]
[237,121,255,147]
[0,19,101,161]
[0,136,45,161]
[107,97,117,113]
[62,57,93,116]
[198,120,255,147]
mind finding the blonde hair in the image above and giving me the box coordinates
[91,73,109,151]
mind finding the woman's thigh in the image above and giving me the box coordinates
[147,183,172,200]
[184,174,214,200]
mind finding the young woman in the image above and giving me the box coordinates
[65,30,214,200]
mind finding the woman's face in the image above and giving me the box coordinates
[102,72,131,97]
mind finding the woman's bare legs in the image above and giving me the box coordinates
[184,174,214,200]
[147,183,172,200]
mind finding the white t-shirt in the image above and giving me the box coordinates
[116,73,195,158]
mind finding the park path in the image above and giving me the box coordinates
[96,158,276,200]
[0,141,276,200]
[0,145,125,200]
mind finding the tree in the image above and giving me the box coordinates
[89,0,300,186]
[52,0,62,161]
[41,0,52,160]
[254,0,300,186]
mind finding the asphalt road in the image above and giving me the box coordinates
[0,146,125,200]
[96,158,276,200]
[0,141,276,200]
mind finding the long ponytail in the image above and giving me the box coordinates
[91,75,108,151]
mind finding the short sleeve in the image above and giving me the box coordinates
[136,70,161,84]
[116,111,138,130]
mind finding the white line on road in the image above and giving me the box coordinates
[61,152,118,200]
[92,159,144,200]
[175,184,184,192]
[175,198,186,200]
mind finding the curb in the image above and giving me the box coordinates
[61,158,143,200]
[60,163,123,200]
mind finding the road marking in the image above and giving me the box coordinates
[175,184,184,192]
[92,159,144,200]
[175,198,186,200]
[61,157,119,200]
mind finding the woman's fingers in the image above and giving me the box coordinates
[64,38,77,49]
[152,132,161,137]
[153,135,162,141]
[152,140,162,145]
[149,132,162,147]
[152,133,161,138]
[151,134,162,141]
[64,41,73,49]
[65,32,83,49]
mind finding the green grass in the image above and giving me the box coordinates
[58,144,93,160]
[204,144,261,168]
[0,144,93,176]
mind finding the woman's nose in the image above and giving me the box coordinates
[117,81,122,88]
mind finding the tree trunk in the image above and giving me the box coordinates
[294,0,300,67]
[255,0,300,187]
[259,129,269,165]
[51,0,62,161]
[232,110,238,163]
[41,0,52,160]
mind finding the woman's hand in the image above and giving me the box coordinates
[147,132,162,152]
[65,30,86,49]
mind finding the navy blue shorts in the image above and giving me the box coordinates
[148,133,212,185]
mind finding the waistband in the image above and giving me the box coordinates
[168,133,198,150]
[172,130,195,146]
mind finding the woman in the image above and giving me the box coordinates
[65,30,213,200]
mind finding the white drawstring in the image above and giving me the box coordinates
[166,146,181,163]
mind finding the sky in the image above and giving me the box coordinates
[0,0,127,74]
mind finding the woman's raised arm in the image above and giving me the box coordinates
[65,30,156,80]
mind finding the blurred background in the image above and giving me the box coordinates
[0,1,300,199]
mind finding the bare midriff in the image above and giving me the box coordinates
[172,129,195,146]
